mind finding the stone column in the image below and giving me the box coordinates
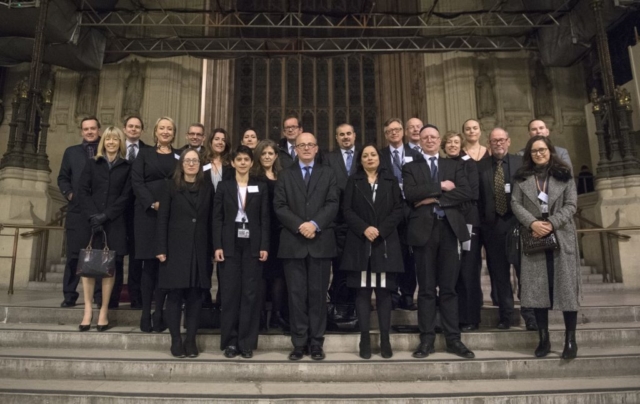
[202,59,235,137]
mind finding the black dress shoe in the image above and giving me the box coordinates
[96,322,112,332]
[380,334,393,359]
[496,320,511,330]
[412,343,435,359]
[289,347,305,361]
[241,349,253,359]
[359,335,371,359]
[61,301,76,308]
[224,346,240,358]
[310,346,325,361]
[525,319,539,331]
[184,339,199,358]
[446,340,475,359]
[460,324,478,332]
[171,338,186,358]
[561,331,578,360]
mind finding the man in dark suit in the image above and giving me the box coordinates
[403,124,475,359]
[123,115,149,309]
[324,123,360,326]
[478,127,536,330]
[57,116,101,308]
[274,132,339,361]
[178,123,205,154]
[379,118,423,310]
[277,116,303,169]
[405,117,423,153]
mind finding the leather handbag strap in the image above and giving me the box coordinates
[84,230,110,251]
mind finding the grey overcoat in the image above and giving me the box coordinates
[511,175,581,311]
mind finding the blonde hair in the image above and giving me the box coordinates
[441,131,466,152]
[152,116,176,145]
[95,126,126,160]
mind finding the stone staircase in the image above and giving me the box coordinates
[0,290,638,402]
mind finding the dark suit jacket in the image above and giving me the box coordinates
[213,178,270,257]
[156,180,214,290]
[402,157,473,246]
[324,146,360,191]
[379,144,424,177]
[77,157,132,255]
[277,137,325,169]
[274,163,339,259]
[477,153,522,225]
[125,140,151,249]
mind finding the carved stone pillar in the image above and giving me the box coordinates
[202,59,235,137]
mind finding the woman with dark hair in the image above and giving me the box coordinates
[131,116,178,333]
[461,119,489,161]
[77,126,132,331]
[441,131,483,332]
[241,128,259,149]
[203,128,233,191]
[511,135,580,359]
[341,143,404,359]
[214,145,270,359]
[156,148,214,358]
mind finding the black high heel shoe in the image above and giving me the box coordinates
[79,314,93,332]
[96,320,112,332]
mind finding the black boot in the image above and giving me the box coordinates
[562,330,578,359]
[184,337,199,358]
[535,328,551,357]
[269,311,290,331]
[380,332,393,359]
[152,310,167,333]
[359,332,371,359]
[140,312,152,333]
[170,336,186,358]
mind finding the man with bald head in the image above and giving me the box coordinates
[405,117,424,153]
[519,119,572,170]
[274,132,340,361]
[477,128,536,331]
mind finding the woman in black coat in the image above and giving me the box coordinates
[341,143,404,359]
[131,117,178,333]
[77,126,132,332]
[214,145,270,359]
[156,148,214,358]
[442,131,483,331]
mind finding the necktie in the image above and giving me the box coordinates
[392,150,403,183]
[290,145,297,160]
[430,157,445,218]
[414,144,422,154]
[127,144,136,161]
[495,159,508,216]
[87,144,96,159]
[345,150,353,174]
[303,166,311,186]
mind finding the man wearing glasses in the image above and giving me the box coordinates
[179,123,206,153]
[477,128,537,331]
[274,132,339,361]
[278,116,303,169]
[379,118,423,311]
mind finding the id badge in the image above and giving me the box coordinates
[541,203,549,214]
[538,191,549,203]
[237,228,250,238]
[505,183,511,194]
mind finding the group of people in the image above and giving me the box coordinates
[57,113,581,361]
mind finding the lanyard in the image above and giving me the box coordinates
[237,185,248,222]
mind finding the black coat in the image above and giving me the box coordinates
[57,144,93,257]
[477,153,522,225]
[156,180,214,290]
[77,157,132,256]
[131,147,178,259]
[402,157,473,246]
[274,163,339,259]
[341,171,404,274]
[213,178,270,257]
[124,140,151,254]
[457,155,481,227]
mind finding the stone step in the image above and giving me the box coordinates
[0,377,639,403]
[0,323,638,353]
[0,347,638,383]
[2,304,638,327]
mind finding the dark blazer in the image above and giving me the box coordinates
[203,163,235,190]
[402,157,473,246]
[379,144,424,176]
[156,180,214,290]
[274,163,339,259]
[77,157,132,256]
[213,178,270,257]
[57,144,94,257]
[278,137,325,169]
[131,146,178,259]
[477,153,522,225]
[457,155,481,227]
[341,170,404,274]
[324,146,360,191]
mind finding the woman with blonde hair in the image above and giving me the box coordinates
[77,126,132,331]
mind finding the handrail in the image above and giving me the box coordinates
[20,206,67,238]
[574,212,631,240]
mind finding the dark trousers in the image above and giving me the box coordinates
[355,287,392,334]
[396,242,417,304]
[140,259,167,324]
[165,287,202,341]
[283,256,331,348]
[127,257,143,305]
[456,227,483,325]
[414,218,461,344]
[219,237,262,351]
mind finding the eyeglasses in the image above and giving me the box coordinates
[490,138,508,145]
[295,143,317,150]
[422,135,440,141]
[187,132,204,137]
[385,127,403,135]
[284,125,299,131]
[183,158,200,165]
[531,148,549,156]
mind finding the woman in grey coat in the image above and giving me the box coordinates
[512,135,580,360]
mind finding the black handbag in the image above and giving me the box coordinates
[76,230,116,278]
[520,224,559,256]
